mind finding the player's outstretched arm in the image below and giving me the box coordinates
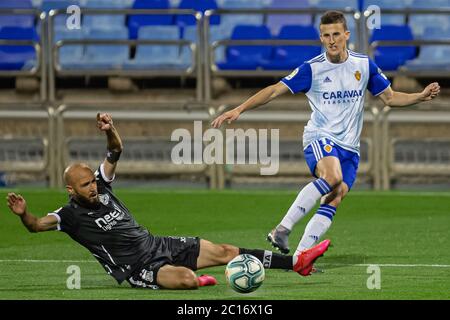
[211,82,289,128]
[378,82,440,107]
[97,113,123,180]
[6,193,58,233]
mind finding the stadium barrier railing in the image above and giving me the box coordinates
[209,103,381,190]
[0,8,47,101]
[53,103,219,188]
[363,7,450,77]
[368,39,450,78]
[47,8,203,102]
[203,7,362,102]
[0,104,57,186]
[380,105,450,190]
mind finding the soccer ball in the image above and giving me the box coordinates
[225,254,265,293]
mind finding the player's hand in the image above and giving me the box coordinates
[419,82,440,101]
[211,109,241,128]
[6,193,27,216]
[97,113,113,131]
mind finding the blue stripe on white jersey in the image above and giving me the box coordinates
[308,53,326,64]
[281,50,391,154]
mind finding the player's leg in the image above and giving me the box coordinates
[196,239,239,268]
[196,239,331,277]
[268,140,339,253]
[156,264,200,289]
[197,239,295,270]
[295,182,348,254]
[294,148,359,255]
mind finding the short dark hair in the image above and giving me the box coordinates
[320,10,348,31]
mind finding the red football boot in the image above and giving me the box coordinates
[197,274,218,287]
[293,239,331,276]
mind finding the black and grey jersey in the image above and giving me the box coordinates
[48,164,154,283]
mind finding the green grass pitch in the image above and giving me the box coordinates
[1,189,449,300]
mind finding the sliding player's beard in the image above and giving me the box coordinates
[71,193,101,209]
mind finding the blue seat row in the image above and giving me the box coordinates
[6,0,450,10]
[1,0,449,71]
[0,27,38,71]
[217,25,321,70]
[54,25,195,70]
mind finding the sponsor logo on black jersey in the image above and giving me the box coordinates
[95,209,125,231]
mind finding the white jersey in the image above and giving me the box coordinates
[280,50,391,154]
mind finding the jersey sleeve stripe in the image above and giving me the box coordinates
[100,163,115,183]
[373,84,391,97]
[279,79,295,94]
[47,212,61,231]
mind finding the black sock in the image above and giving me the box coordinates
[239,248,292,270]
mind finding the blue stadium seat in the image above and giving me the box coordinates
[31,0,43,7]
[125,26,189,69]
[168,0,179,6]
[370,25,417,71]
[405,26,450,70]
[0,26,38,70]
[218,0,270,8]
[175,0,220,27]
[379,14,405,26]
[410,0,450,8]
[0,0,33,8]
[409,14,450,38]
[218,0,265,38]
[310,0,359,9]
[0,0,35,30]
[128,0,174,39]
[180,25,197,67]
[54,27,84,68]
[64,27,129,69]
[423,26,450,40]
[262,25,322,70]
[84,28,129,68]
[365,0,410,8]
[209,25,229,63]
[41,0,80,11]
[84,0,131,8]
[403,46,450,70]
[83,0,127,30]
[266,0,312,36]
[364,0,408,27]
[217,25,272,70]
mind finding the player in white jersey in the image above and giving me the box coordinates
[211,11,440,267]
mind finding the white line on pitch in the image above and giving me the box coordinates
[0,259,97,263]
[320,263,450,268]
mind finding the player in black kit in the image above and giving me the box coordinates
[7,113,330,290]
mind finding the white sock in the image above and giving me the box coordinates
[295,205,336,256]
[279,178,332,231]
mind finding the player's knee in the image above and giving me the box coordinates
[322,183,345,207]
[178,269,199,289]
[215,244,238,264]
[322,173,343,189]
[329,195,343,207]
[222,244,239,262]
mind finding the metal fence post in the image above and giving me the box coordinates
[381,105,391,190]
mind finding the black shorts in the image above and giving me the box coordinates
[127,236,200,289]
